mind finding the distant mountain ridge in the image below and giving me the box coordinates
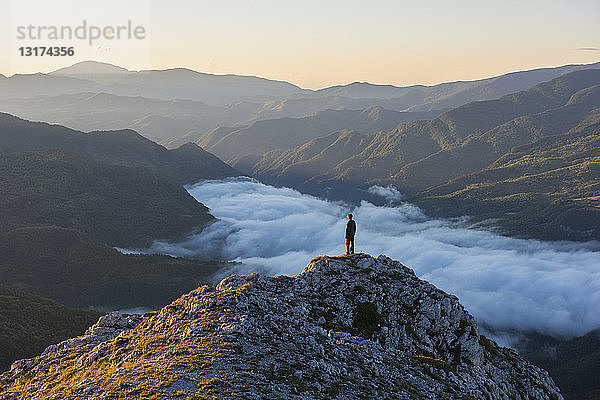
[51,60,130,76]
[1,60,598,147]
[13,61,307,105]
[0,93,447,145]
[38,60,600,110]
[310,63,600,110]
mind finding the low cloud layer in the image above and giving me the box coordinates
[146,177,600,338]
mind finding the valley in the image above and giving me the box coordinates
[1,60,599,399]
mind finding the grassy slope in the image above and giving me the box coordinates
[414,116,600,240]
[393,82,600,192]
[0,285,101,372]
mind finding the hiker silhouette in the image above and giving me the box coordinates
[345,213,356,255]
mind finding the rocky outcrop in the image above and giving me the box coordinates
[3,312,143,384]
[0,254,563,399]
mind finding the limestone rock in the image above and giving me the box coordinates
[0,254,563,399]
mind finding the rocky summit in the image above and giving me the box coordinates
[0,254,562,399]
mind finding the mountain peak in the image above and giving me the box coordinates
[0,253,562,399]
[51,61,131,76]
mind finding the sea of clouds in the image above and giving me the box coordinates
[144,177,600,340]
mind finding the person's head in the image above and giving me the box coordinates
[347,213,353,220]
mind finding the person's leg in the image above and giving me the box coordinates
[346,238,350,255]
[350,237,354,254]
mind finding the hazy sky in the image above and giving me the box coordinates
[2,0,599,88]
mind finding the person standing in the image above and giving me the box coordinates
[345,213,356,255]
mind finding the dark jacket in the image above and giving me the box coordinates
[345,219,356,238]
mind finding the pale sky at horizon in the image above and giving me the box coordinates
[1,0,599,89]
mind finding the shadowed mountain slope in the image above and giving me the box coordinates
[0,112,239,185]
[2,61,305,105]
[0,285,101,373]
[0,226,228,309]
[0,150,215,247]
[518,329,600,400]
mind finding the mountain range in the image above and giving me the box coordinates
[0,112,238,185]
[4,62,597,241]
[1,61,599,146]
[237,69,600,241]
[1,60,599,396]
[2,61,304,106]
[189,106,445,161]
[0,112,240,247]
[0,94,446,146]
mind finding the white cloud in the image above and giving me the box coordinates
[367,185,404,202]
[144,177,600,338]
